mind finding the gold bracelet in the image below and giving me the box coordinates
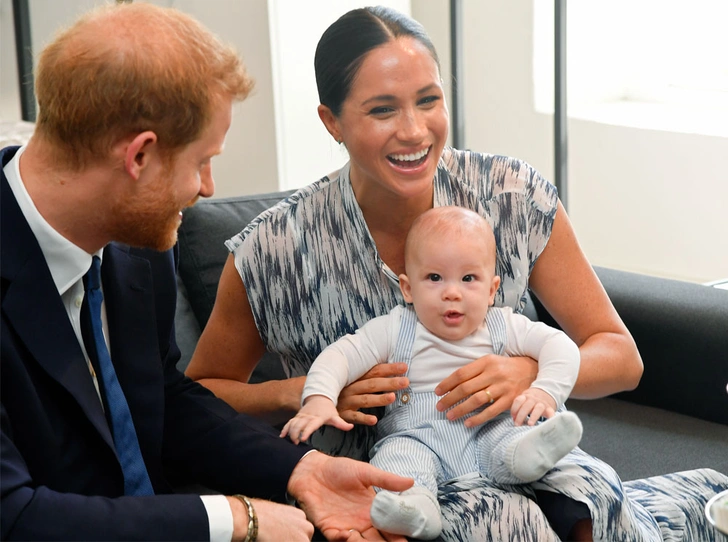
[233,494,258,542]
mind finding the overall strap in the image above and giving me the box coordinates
[389,305,418,407]
[391,305,419,368]
[485,307,508,356]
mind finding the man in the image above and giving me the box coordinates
[0,3,411,541]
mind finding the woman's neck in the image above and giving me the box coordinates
[353,182,433,276]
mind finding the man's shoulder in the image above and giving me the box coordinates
[1,145,21,166]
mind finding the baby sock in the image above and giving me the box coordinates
[506,411,583,482]
[370,486,442,540]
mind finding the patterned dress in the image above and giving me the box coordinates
[227,147,727,540]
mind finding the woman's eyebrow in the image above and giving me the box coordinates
[361,85,441,106]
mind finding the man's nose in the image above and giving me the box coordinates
[199,163,215,198]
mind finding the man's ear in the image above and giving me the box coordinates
[317,105,342,144]
[488,275,502,306]
[122,131,158,180]
[399,274,414,303]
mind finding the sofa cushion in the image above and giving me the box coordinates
[178,191,294,330]
[176,191,294,380]
[569,398,728,481]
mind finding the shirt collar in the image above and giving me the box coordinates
[4,145,101,295]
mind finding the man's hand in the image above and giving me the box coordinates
[337,364,409,426]
[227,496,314,542]
[287,451,414,541]
[510,387,557,426]
[281,396,354,444]
[435,354,538,427]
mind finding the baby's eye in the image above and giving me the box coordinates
[462,275,475,282]
[427,273,442,282]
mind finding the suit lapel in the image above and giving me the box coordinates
[1,167,115,452]
[102,244,165,461]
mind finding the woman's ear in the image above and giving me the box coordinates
[122,131,158,180]
[399,274,414,303]
[317,104,342,144]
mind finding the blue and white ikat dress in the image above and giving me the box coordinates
[227,147,727,541]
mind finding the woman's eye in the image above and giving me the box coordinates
[369,106,394,115]
[428,273,442,282]
[419,95,440,106]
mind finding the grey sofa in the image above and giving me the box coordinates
[175,191,728,483]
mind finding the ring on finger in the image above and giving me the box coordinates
[485,389,494,404]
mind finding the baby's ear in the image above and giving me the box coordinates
[399,274,414,303]
[488,275,501,306]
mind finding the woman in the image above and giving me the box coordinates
[186,6,726,540]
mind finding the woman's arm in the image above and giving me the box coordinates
[528,200,643,398]
[185,255,305,425]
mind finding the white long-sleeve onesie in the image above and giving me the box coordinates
[303,305,580,408]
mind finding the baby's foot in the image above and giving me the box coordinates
[371,486,442,540]
[506,411,583,482]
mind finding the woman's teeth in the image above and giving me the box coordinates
[389,147,429,162]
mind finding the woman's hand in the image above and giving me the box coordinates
[336,363,410,425]
[434,354,538,427]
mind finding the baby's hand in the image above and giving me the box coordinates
[280,395,354,444]
[510,387,557,426]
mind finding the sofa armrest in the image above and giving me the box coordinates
[533,267,728,425]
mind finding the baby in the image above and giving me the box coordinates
[282,206,583,539]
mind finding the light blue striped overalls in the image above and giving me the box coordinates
[369,305,553,494]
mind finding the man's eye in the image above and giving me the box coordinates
[428,274,442,282]
[462,275,474,282]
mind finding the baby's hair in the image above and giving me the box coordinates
[404,206,496,266]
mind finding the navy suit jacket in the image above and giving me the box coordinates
[0,146,309,540]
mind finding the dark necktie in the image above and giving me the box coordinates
[82,256,154,496]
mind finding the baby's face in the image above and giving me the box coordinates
[400,234,500,341]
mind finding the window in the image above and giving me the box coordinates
[533,0,728,137]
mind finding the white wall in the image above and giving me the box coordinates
[0,1,21,121]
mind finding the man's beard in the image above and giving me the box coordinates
[110,171,185,252]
